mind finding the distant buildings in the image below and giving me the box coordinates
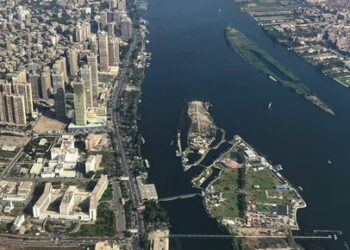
[100,11,108,30]
[120,15,132,41]
[0,70,34,126]
[28,72,41,98]
[0,93,27,125]
[0,0,127,125]
[74,21,91,42]
[118,0,126,11]
[12,82,33,115]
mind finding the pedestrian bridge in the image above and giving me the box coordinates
[158,193,202,202]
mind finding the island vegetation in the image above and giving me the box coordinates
[225,26,335,115]
[178,101,306,249]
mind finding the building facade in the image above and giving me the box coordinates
[98,31,109,72]
[73,81,87,126]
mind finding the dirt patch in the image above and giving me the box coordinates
[33,116,66,133]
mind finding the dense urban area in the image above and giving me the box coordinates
[0,0,168,249]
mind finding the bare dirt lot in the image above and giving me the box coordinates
[33,116,66,133]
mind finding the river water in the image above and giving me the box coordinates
[139,0,350,249]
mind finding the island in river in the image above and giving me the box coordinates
[179,101,307,249]
[225,27,335,115]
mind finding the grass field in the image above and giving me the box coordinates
[246,169,281,190]
[249,189,298,204]
[78,203,115,236]
[250,190,269,203]
[212,168,239,192]
[100,184,113,201]
[211,193,240,218]
[0,149,19,159]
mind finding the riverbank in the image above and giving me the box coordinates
[139,0,350,247]
[201,134,306,249]
[225,26,335,115]
[234,0,350,90]
[178,101,306,248]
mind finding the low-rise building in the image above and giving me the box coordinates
[13,215,25,231]
[0,181,32,202]
[136,177,158,201]
[30,162,43,175]
[85,154,102,173]
[33,175,108,221]
[243,149,258,162]
[85,134,102,151]
[95,241,120,250]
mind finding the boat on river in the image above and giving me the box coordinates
[268,102,272,110]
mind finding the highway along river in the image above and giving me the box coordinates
[139,0,350,248]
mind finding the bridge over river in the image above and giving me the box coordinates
[158,193,202,202]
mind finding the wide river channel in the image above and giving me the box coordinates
[139,0,350,249]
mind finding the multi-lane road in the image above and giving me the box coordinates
[0,234,127,248]
[109,26,146,249]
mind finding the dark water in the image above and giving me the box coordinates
[186,152,202,165]
[139,0,350,248]
[200,142,232,166]
[200,167,221,190]
[210,129,224,148]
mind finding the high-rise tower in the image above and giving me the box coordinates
[52,70,66,120]
[87,53,99,106]
[98,32,109,72]
[73,81,87,126]
[67,49,79,77]
[80,65,93,108]
[108,37,120,66]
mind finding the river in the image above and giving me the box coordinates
[139,0,350,249]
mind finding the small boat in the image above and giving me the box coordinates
[140,136,146,144]
[328,160,332,164]
[269,75,277,82]
[297,186,303,192]
[144,159,150,168]
[176,150,181,157]
[268,102,272,110]
[218,8,222,13]
[170,140,174,146]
